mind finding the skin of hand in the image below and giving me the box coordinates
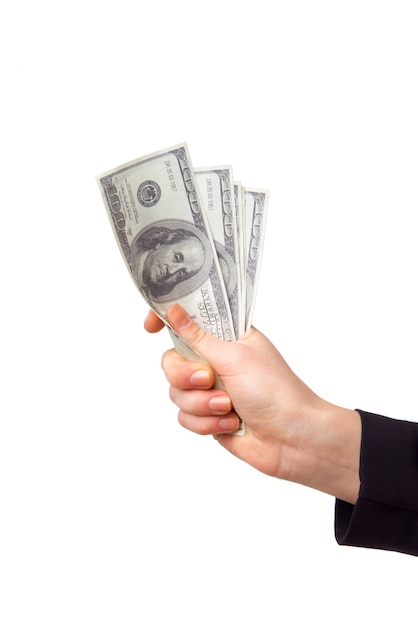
[144,305,361,504]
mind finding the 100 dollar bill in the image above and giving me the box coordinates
[97,143,236,341]
[195,166,241,338]
[243,188,269,331]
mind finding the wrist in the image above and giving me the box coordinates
[282,401,361,504]
[310,403,361,503]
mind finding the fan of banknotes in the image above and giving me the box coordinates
[97,142,269,342]
[97,143,269,435]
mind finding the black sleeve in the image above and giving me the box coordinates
[335,409,418,556]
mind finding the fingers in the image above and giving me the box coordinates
[169,377,238,434]
[144,309,165,333]
[147,304,240,435]
[169,386,232,416]
[162,349,215,390]
[178,411,241,436]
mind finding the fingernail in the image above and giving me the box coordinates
[219,417,241,431]
[190,370,211,387]
[208,396,232,413]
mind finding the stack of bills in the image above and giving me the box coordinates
[97,143,269,344]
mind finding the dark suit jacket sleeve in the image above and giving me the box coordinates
[335,409,418,556]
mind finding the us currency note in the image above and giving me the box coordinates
[233,181,246,337]
[195,166,241,338]
[97,143,235,342]
[243,188,269,331]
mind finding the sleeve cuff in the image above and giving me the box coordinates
[334,409,418,556]
[335,497,418,555]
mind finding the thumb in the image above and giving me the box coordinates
[166,304,225,368]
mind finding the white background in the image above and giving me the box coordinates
[1,1,417,623]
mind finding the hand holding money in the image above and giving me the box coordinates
[97,143,269,434]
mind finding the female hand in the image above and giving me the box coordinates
[144,305,361,504]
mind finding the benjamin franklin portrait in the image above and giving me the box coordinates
[129,220,213,302]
